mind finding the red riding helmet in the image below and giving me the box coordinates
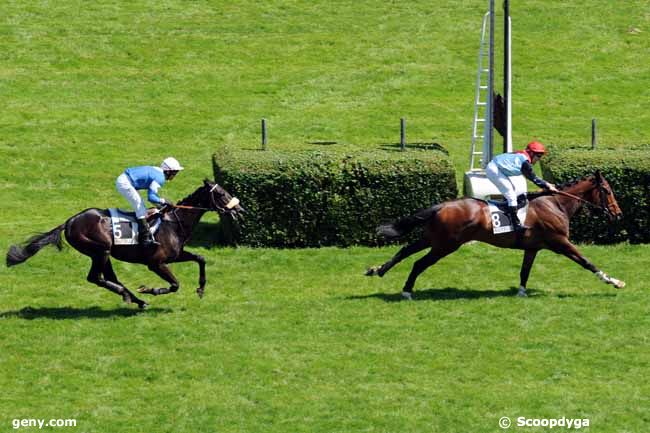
[526,141,547,155]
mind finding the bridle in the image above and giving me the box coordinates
[157,183,241,239]
[164,183,233,213]
[554,176,616,218]
[208,183,228,213]
[594,175,616,219]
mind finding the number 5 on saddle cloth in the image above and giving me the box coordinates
[108,208,162,245]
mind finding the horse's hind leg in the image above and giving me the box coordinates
[102,258,124,288]
[365,238,429,277]
[86,253,148,309]
[102,258,149,309]
[401,245,459,300]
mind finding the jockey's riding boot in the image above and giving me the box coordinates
[137,218,158,247]
[508,206,528,232]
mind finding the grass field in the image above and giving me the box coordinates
[1,1,649,432]
[2,243,649,432]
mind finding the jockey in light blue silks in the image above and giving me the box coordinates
[486,141,558,232]
[115,157,183,246]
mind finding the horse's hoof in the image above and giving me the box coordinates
[138,302,149,310]
[614,280,625,289]
[196,288,205,299]
[138,285,153,294]
[366,266,383,277]
[401,292,413,301]
[517,289,528,297]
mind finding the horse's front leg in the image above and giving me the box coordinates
[139,251,207,297]
[170,250,207,298]
[551,239,625,289]
[138,263,180,296]
[518,249,539,297]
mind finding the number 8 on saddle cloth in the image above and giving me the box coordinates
[487,194,528,235]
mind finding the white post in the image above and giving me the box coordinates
[482,0,495,167]
[506,16,513,152]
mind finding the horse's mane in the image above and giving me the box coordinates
[556,174,595,190]
[526,174,596,201]
[177,180,210,205]
[555,176,588,189]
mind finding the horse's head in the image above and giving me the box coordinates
[590,171,622,222]
[202,180,245,220]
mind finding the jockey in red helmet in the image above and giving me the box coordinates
[525,140,546,155]
[485,141,558,232]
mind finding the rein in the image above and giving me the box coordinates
[170,207,188,239]
[553,190,596,207]
[171,204,211,211]
[552,179,612,217]
[161,184,239,214]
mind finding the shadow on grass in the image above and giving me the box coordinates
[379,142,448,154]
[554,292,619,299]
[347,287,541,302]
[349,287,620,302]
[0,306,173,320]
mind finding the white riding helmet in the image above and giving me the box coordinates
[161,157,184,172]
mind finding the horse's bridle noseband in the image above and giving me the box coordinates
[208,183,228,213]
[594,176,616,219]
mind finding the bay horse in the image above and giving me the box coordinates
[6,180,244,309]
[366,171,625,299]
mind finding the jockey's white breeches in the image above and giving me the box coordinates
[486,161,521,207]
[116,173,147,218]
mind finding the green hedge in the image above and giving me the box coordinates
[213,147,457,247]
[541,147,650,244]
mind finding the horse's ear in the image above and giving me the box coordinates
[203,179,211,186]
[595,170,603,182]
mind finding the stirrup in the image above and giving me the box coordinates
[140,233,159,246]
[507,208,527,231]
[515,226,528,233]
[512,221,528,232]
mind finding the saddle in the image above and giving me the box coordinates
[485,194,529,235]
[107,208,162,245]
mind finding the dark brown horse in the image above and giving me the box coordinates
[366,172,625,299]
[6,180,244,309]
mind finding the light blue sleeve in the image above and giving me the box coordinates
[146,171,166,204]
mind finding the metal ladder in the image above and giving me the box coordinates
[469,12,491,171]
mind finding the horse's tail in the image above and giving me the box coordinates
[6,223,65,267]
[377,205,439,240]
